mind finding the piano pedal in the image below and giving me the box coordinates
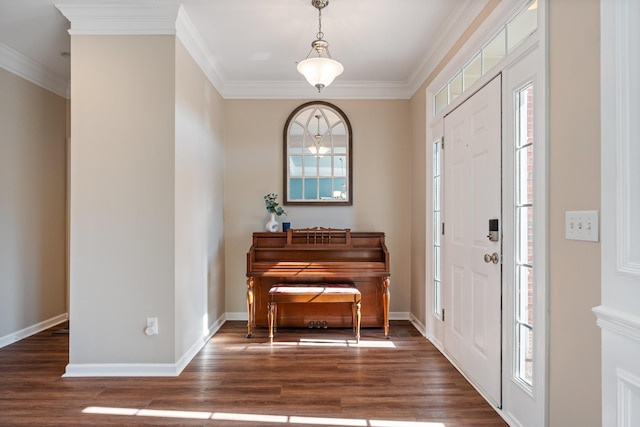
[316,321,322,329]
[309,321,314,329]
[322,321,327,329]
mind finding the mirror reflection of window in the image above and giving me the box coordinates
[284,102,352,205]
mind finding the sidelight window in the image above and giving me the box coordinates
[433,139,442,318]
[514,83,534,387]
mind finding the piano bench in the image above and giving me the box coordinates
[267,284,361,344]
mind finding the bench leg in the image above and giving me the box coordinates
[268,302,276,343]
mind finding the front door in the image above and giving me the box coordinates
[443,75,502,406]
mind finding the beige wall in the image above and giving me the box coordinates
[223,99,412,316]
[69,35,177,363]
[0,68,67,339]
[174,39,226,358]
[408,89,428,327]
[548,0,601,425]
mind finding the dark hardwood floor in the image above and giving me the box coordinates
[0,321,507,426]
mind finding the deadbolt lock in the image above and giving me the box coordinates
[487,219,499,242]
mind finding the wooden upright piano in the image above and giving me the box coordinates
[246,228,390,338]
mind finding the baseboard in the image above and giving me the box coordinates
[0,313,68,349]
[225,311,411,321]
[409,313,427,336]
[63,362,182,377]
[225,312,248,321]
[174,312,226,374]
[64,313,227,378]
[390,311,410,320]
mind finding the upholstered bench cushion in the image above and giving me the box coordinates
[267,284,361,343]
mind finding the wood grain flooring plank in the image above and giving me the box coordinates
[0,321,508,426]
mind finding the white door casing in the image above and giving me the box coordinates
[443,75,502,407]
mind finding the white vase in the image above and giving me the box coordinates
[265,213,279,232]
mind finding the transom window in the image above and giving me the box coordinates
[434,0,538,116]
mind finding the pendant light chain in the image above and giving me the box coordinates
[316,7,324,41]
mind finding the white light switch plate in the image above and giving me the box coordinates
[565,210,599,242]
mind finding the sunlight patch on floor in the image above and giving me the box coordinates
[213,411,288,423]
[82,406,445,426]
[271,338,396,348]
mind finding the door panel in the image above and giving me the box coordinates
[443,75,502,406]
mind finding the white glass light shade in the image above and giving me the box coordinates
[297,57,344,90]
[308,145,330,156]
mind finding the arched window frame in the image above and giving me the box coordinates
[283,101,353,206]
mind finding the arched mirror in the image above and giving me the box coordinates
[283,101,352,205]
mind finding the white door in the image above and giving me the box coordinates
[443,75,502,406]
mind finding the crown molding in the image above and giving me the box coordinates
[50,3,487,100]
[175,6,226,95]
[0,42,69,98]
[55,4,181,35]
[175,3,413,101]
[175,4,413,100]
[406,0,491,95]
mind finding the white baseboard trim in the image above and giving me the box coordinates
[63,362,182,377]
[64,313,227,377]
[409,313,427,337]
[225,311,411,321]
[174,313,226,374]
[0,313,68,349]
[225,312,248,321]
[390,311,410,320]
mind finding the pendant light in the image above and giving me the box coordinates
[309,114,330,156]
[297,0,344,92]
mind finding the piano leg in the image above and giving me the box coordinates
[246,278,254,338]
[355,300,361,343]
[383,277,390,338]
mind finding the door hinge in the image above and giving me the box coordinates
[442,222,445,235]
[441,308,445,321]
[441,136,444,150]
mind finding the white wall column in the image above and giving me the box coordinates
[59,4,227,376]
[60,5,180,375]
[596,0,640,425]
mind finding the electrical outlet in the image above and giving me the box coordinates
[145,317,158,336]
[565,210,599,242]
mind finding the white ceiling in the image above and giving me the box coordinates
[0,0,485,99]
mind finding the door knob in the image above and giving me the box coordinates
[483,252,499,264]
